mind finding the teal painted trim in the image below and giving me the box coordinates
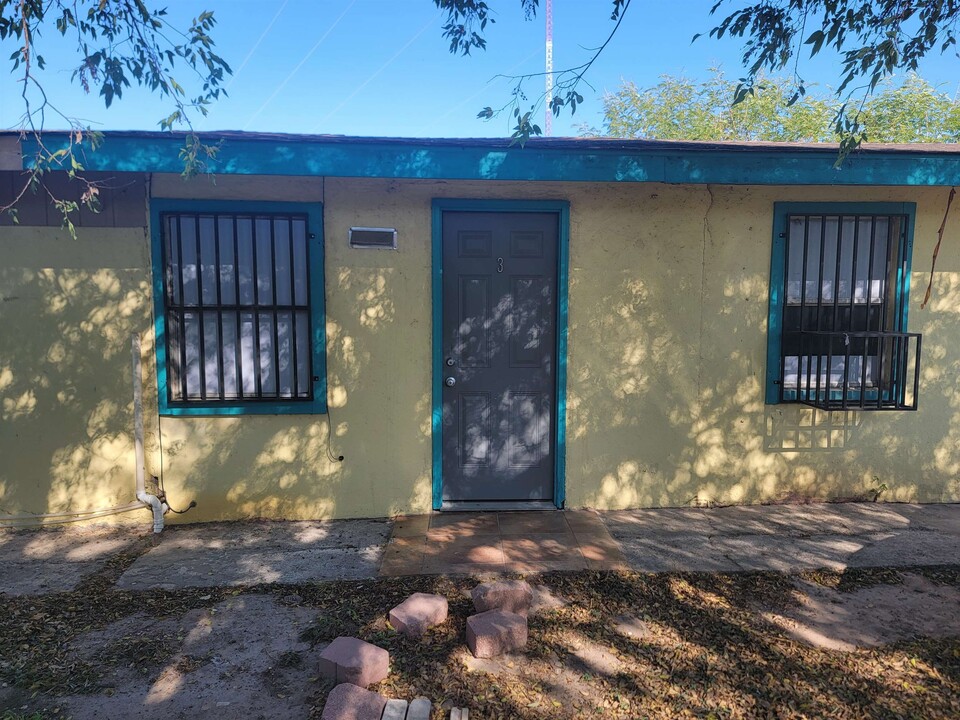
[431,198,570,510]
[898,205,916,335]
[765,201,917,405]
[766,206,788,405]
[555,203,570,509]
[22,134,960,186]
[150,198,328,416]
[783,388,887,403]
[430,202,444,511]
[160,402,326,416]
[150,201,170,414]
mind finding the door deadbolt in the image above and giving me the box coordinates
[445,357,455,366]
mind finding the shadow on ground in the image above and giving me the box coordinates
[1,563,958,719]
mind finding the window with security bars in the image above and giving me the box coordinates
[769,203,921,411]
[161,210,314,405]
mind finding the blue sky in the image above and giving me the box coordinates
[2,0,958,138]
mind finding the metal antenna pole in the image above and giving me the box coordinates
[545,0,553,136]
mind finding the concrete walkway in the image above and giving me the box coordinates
[0,503,956,595]
[605,502,959,572]
[115,518,391,591]
[380,510,626,576]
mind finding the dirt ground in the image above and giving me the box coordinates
[765,570,960,651]
[2,557,958,719]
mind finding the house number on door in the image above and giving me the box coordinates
[497,257,504,273]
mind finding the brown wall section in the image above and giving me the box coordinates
[0,171,146,227]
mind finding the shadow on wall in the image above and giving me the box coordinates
[1,170,438,523]
[0,226,156,516]
[764,409,862,451]
[571,185,960,510]
[4,177,960,521]
[914,271,960,498]
[155,263,434,522]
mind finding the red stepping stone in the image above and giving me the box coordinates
[318,636,390,688]
[466,609,528,658]
[389,592,449,638]
[320,683,387,720]
[471,580,534,617]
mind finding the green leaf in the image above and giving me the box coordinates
[805,30,826,56]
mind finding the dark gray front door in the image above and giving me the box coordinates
[441,211,558,503]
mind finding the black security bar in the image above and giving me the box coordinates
[780,330,921,411]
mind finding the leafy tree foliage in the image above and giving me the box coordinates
[704,1,960,154]
[436,0,632,144]
[2,0,230,228]
[596,70,960,144]
[439,0,960,151]
[598,69,834,142]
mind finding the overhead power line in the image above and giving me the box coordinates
[242,0,358,131]
[312,11,441,131]
[227,0,290,91]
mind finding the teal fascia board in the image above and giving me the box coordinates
[430,202,444,510]
[765,201,917,405]
[150,198,328,416]
[22,134,960,186]
[431,198,570,510]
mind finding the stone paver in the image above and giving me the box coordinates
[466,609,528,658]
[382,510,624,576]
[117,519,391,590]
[472,580,534,616]
[320,683,386,720]
[423,535,505,567]
[318,637,390,688]
[380,698,408,720]
[406,697,432,720]
[389,592,448,638]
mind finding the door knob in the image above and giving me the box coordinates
[444,376,456,387]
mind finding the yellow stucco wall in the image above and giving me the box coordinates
[565,183,959,508]
[0,224,159,518]
[1,174,957,525]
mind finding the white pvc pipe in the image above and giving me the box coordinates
[0,335,169,531]
[132,333,166,533]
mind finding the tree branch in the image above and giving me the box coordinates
[921,187,956,310]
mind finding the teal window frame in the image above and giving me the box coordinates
[151,198,328,416]
[765,201,915,405]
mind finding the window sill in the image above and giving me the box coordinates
[158,399,328,417]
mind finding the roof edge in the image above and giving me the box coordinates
[8,130,960,186]
[5,128,960,155]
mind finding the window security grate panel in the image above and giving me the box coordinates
[779,213,920,410]
[162,212,313,403]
